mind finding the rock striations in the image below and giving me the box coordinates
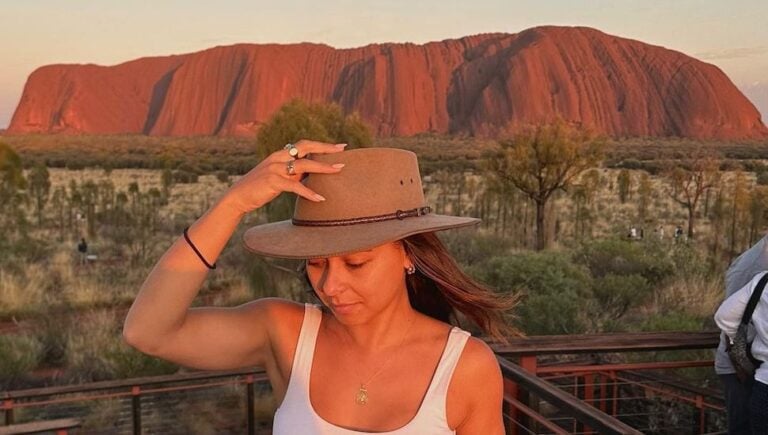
[8,26,767,139]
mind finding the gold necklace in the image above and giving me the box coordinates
[345,314,415,406]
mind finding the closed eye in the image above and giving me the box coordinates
[346,262,367,269]
[307,260,326,268]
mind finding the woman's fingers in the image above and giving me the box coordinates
[279,178,327,202]
[270,140,346,161]
[269,159,344,178]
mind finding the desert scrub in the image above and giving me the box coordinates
[0,263,51,317]
[0,334,43,385]
[65,310,177,382]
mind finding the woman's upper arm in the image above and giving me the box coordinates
[451,338,505,435]
[715,272,766,336]
[128,298,303,371]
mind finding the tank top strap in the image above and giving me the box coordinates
[290,303,323,389]
[426,327,471,399]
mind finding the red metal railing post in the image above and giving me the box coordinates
[695,394,704,434]
[610,371,618,417]
[599,373,607,413]
[245,374,255,435]
[503,378,519,435]
[131,385,141,435]
[2,399,14,425]
[519,356,537,433]
[583,373,594,435]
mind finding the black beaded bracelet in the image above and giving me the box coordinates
[183,226,217,270]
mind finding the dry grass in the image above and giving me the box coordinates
[650,275,723,319]
[0,264,50,315]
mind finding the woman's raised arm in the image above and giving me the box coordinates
[122,141,346,370]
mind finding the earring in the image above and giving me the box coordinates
[406,265,416,275]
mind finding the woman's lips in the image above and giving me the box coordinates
[331,302,360,314]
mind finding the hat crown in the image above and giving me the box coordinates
[295,148,426,222]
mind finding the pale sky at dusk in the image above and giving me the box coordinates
[1,0,767,129]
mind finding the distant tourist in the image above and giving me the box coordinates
[124,141,515,433]
[674,225,684,242]
[77,238,88,265]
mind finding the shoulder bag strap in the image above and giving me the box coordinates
[741,272,768,326]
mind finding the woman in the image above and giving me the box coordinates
[715,271,768,433]
[123,141,515,434]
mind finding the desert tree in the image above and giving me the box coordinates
[27,163,51,227]
[636,172,653,223]
[256,99,374,223]
[662,150,721,240]
[256,99,372,158]
[0,142,28,239]
[570,169,601,241]
[486,120,605,250]
[161,167,175,199]
[51,186,67,241]
[448,172,466,215]
[81,180,99,238]
[617,169,632,203]
[728,171,751,260]
[708,187,727,263]
[749,187,768,246]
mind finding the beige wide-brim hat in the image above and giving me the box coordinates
[243,148,480,259]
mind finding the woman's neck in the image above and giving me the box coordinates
[329,295,417,354]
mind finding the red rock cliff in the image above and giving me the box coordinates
[8,26,767,139]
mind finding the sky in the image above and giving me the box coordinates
[1,0,767,129]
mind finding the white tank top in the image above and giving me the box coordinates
[273,304,470,435]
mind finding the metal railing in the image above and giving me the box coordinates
[1,368,268,435]
[495,330,724,434]
[1,331,724,434]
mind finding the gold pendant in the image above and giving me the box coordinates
[355,385,368,405]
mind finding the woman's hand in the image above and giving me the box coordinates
[221,140,347,215]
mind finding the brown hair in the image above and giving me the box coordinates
[300,232,519,342]
[401,232,520,342]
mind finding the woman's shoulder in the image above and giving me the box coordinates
[457,336,499,377]
[446,334,503,430]
[240,298,308,334]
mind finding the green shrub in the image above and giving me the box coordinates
[471,251,593,335]
[640,311,704,331]
[438,229,512,267]
[215,170,230,183]
[0,334,43,382]
[757,171,768,186]
[593,273,652,321]
[575,238,675,286]
[256,99,372,158]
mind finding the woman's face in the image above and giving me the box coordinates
[306,242,412,323]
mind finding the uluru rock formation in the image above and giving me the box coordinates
[8,26,767,139]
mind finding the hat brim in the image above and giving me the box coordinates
[243,214,480,259]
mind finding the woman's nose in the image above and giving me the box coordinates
[317,262,345,297]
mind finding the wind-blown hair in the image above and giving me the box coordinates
[401,232,519,342]
[300,231,520,342]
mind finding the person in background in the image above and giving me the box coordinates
[77,238,88,265]
[714,235,768,434]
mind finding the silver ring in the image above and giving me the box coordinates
[286,159,296,176]
[284,143,300,158]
